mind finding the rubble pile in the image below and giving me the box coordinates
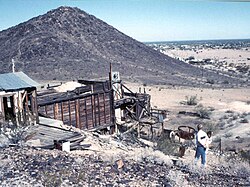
[0,147,171,186]
[0,131,250,186]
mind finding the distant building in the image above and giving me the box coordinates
[0,72,40,125]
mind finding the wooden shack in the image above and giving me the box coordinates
[0,72,40,125]
[36,71,167,134]
[37,80,115,131]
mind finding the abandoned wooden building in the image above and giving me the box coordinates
[37,80,115,131]
[0,72,40,125]
[0,71,167,140]
[36,70,163,132]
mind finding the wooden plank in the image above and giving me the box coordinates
[38,90,110,106]
[85,99,88,129]
[75,99,79,128]
[54,103,59,119]
[24,91,29,121]
[68,100,71,126]
[97,94,101,126]
[45,105,48,116]
[93,95,97,127]
[91,96,94,127]
[61,102,64,122]
[103,93,106,124]
[34,90,39,123]
[37,87,114,130]
[77,99,81,129]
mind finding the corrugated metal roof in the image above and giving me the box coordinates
[0,72,40,91]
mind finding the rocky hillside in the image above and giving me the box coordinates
[0,6,243,86]
[0,134,249,186]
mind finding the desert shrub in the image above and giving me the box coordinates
[225,110,234,113]
[156,136,180,156]
[186,56,195,61]
[240,118,249,123]
[195,104,211,119]
[221,115,229,120]
[222,80,229,84]
[206,79,215,84]
[213,136,221,143]
[0,117,32,146]
[159,87,164,91]
[218,121,226,130]
[237,138,244,143]
[240,112,248,118]
[232,114,239,120]
[182,95,198,106]
[224,132,233,138]
[203,122,219,134]
[240,150,250,164]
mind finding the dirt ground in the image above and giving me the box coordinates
[126,82,250,152]
[163,48,250,65]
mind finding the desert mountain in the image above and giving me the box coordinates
[0,6,242,86]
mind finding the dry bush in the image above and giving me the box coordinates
[213,136,221,143]
[156,135,180,157]
[0,120,32,146]
[203,122,219,134]
[218,121,226,130]
[180,95,198,105]
[225,110,234,113]
[240,150,250,164]
[224,132,233,138]
[240,118,249,123]
[195,104,212,119]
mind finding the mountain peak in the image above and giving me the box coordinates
[47,6,88,17]
[0,6,239,86]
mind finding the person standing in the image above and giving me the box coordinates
[194,124,208,167]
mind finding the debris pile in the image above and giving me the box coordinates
[0,130,250,186]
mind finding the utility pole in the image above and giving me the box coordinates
[12,59,15,73]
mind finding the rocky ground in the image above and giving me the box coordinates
[0,129,250,187]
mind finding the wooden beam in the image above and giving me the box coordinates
[45,105,48,116]
[91,95,94,127]
[54,103,58,120]
[75,99,79,128]
[97,93,101,126]
[93,95,97,127]
[103,93,106,124]
[0,97,4,122]
[85,99,88,129]
[68,100,71,126]
[38,90,109,106]
[61,102,64,122]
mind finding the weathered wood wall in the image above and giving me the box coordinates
[38,82,114,130]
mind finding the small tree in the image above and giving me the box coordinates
[185,95,198,106]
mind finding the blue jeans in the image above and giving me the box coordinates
[195,146,206,165]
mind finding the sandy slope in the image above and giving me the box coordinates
[126,83,250,111]
[126,82,250,150]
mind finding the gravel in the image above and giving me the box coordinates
[0,145,249,187]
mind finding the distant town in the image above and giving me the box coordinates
[147,39,250,80]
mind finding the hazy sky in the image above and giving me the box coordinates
[0,0,249,42]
